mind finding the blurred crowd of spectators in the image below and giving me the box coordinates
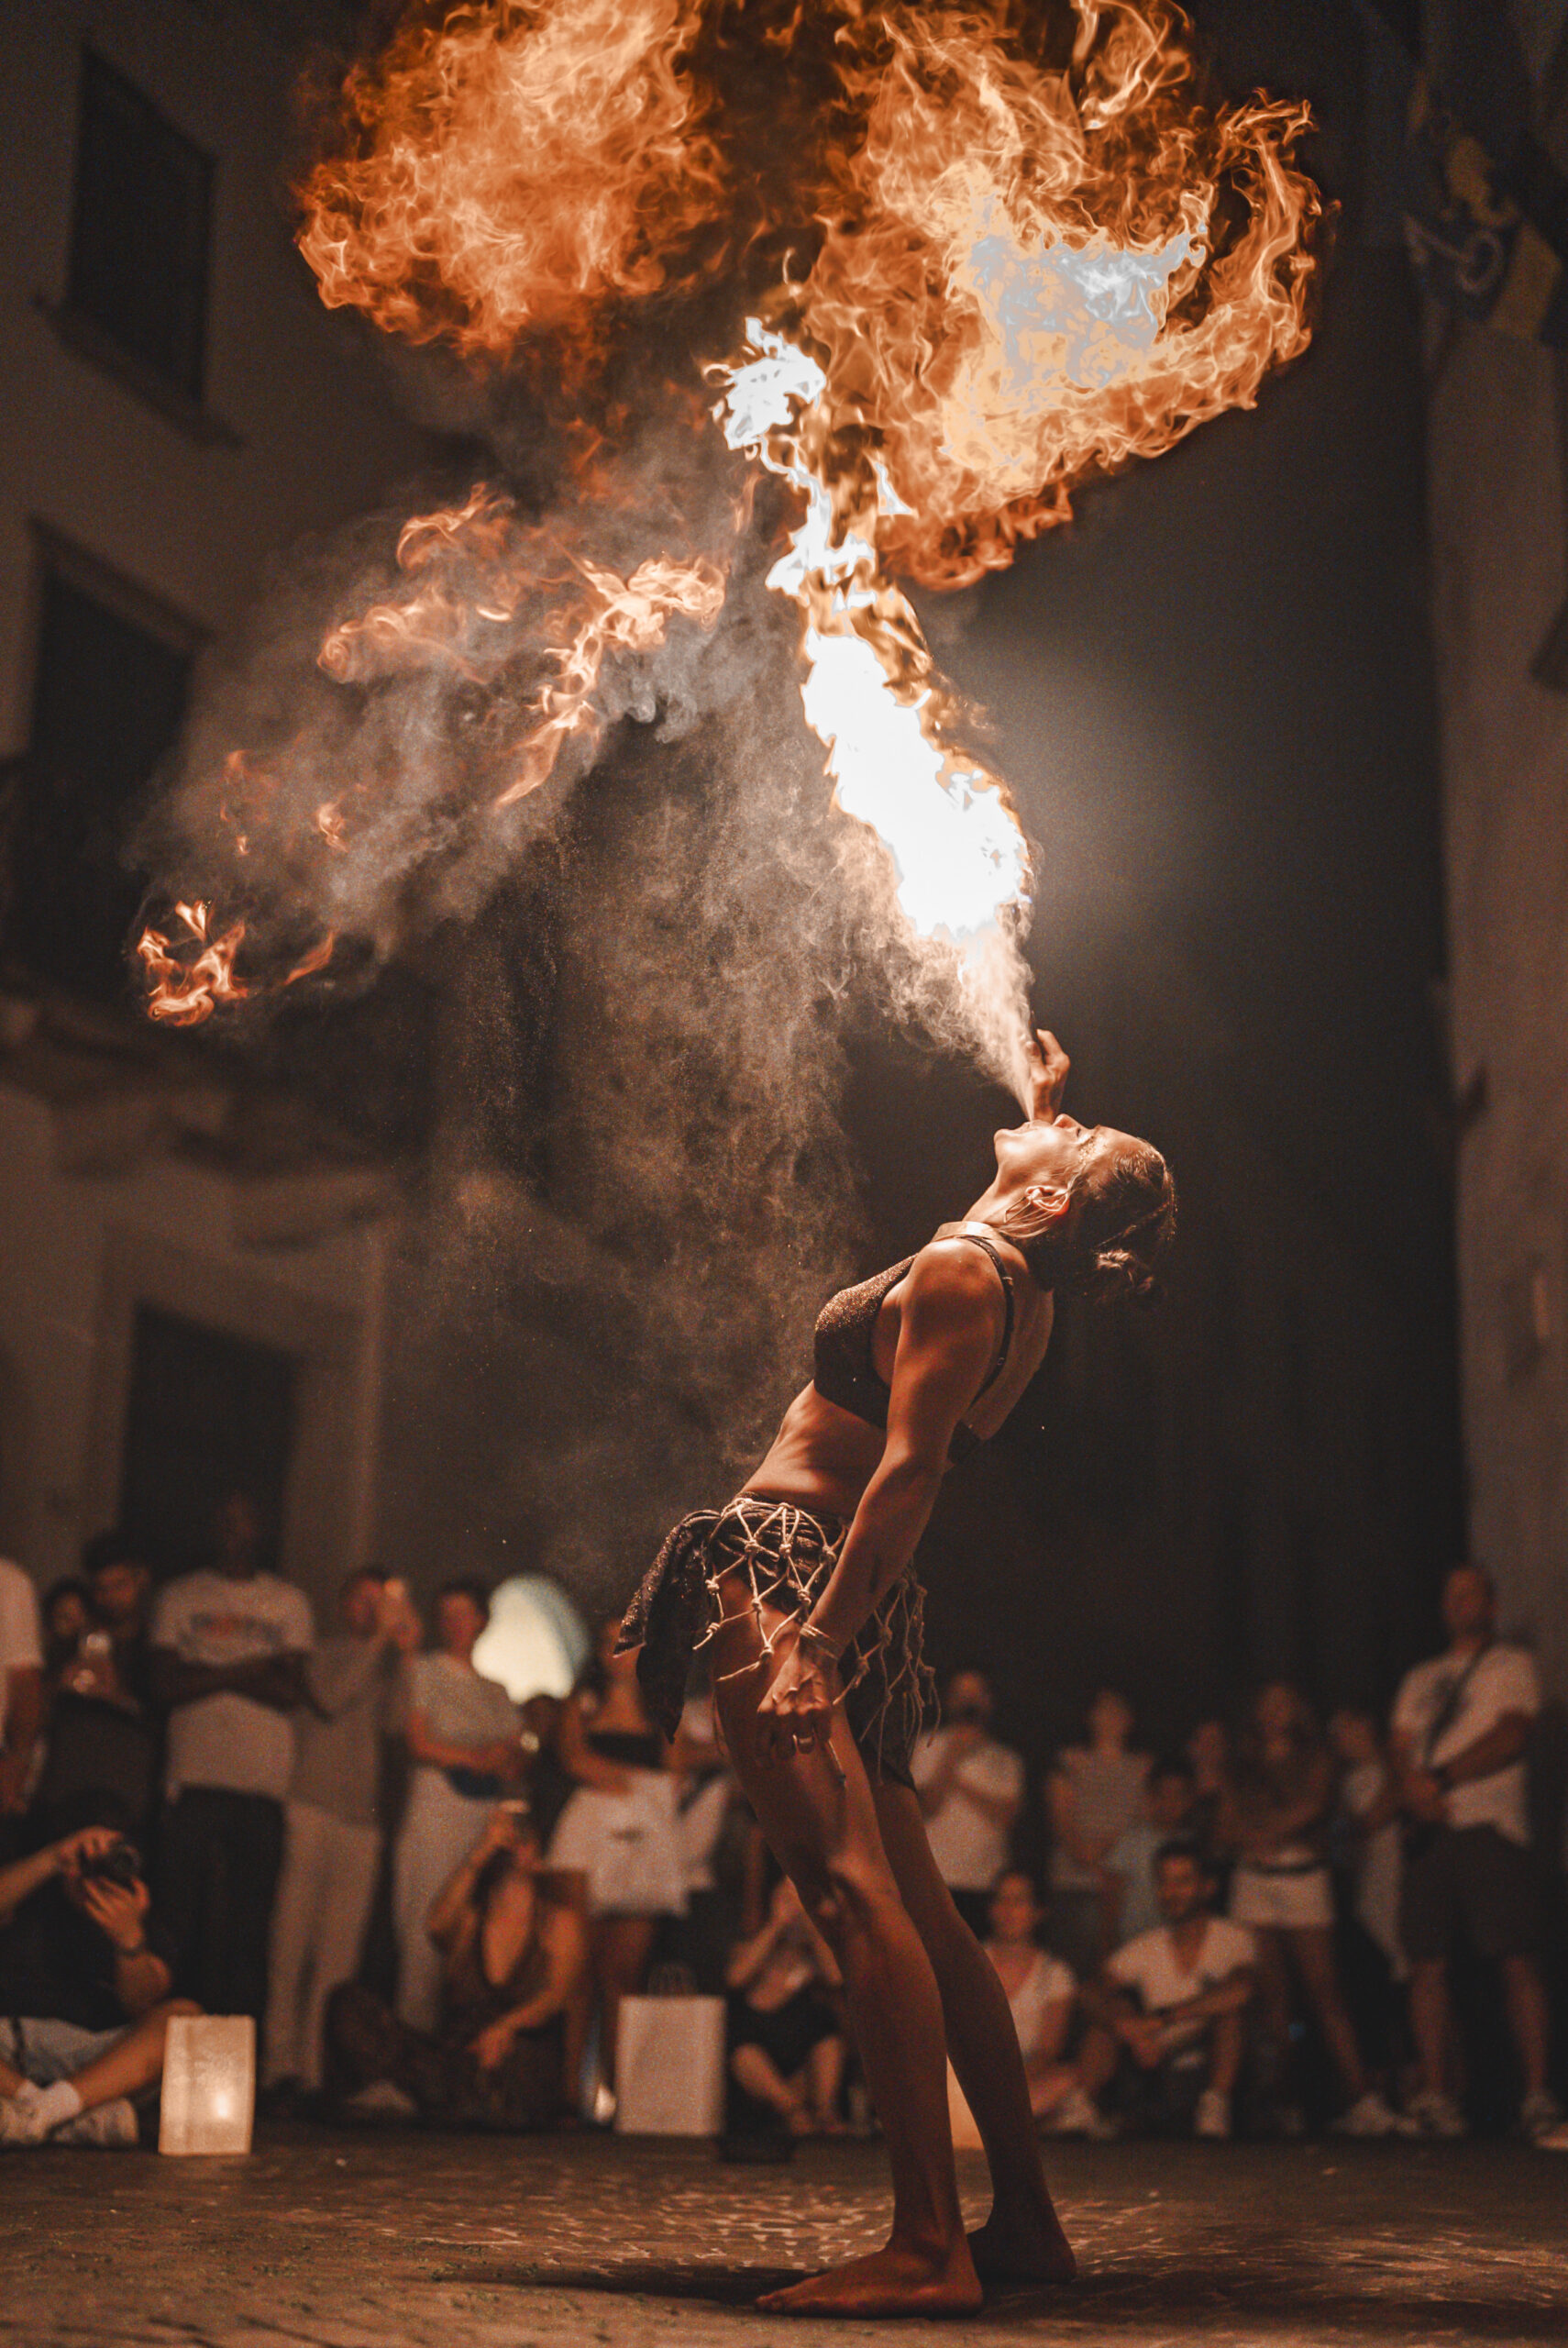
[0,1516,1563,2154]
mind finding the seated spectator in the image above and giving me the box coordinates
[911,1668,1024,1939]
[1048,1689,1151,1980]
[264,1568,420,2104]
[327,1805,584,2131]
[984,1868,1079,2124]
[1103,1759,1196,1946]
[726,1877,846,2136]
[668,1689,743,1994]
[1075,1837,1255,2139]
[1390,1566,1560,2143]
[0,1807,198,2146]
[36,1535,160,1838]
[0,1555,43,1843]
[1223,1683,1403,2135]
[151,1492,313,2025]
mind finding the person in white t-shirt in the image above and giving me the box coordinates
[1390,1566,1559,2143]
[1076,1838,1255,2139]
[149,1494,313,2026]
[911,1670,1024,1937]
[0,1559,43,1836]
[983,1870,1078,2123]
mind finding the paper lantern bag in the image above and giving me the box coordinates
[614,1995,726,2135]
[159,2013,256,2154]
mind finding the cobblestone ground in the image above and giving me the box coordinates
[4,2124,1565,2348]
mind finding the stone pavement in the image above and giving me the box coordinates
[3,2125,1564,2348]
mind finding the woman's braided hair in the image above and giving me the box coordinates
[999,1136,1176,1309]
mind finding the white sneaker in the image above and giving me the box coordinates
[0,2095,50,2147]
[1194,2088,1231,2139]
[1048,2086,1116,2140]
[1519,2088,1563,2144]
[53,2098,138,2147]
[1407,2088,1467,2139]
[1331,2090,1415,2139]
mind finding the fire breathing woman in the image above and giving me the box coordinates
[619,1030,1176,2316]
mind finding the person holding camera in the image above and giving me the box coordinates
[911,1669,1024,1940]
[0,1811,198,2145]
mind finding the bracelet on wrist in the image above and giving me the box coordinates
[117,1938,149,1957]
[795,1620,842,1665]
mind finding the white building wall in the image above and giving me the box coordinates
[0,0,427,743]
[1428,321,1568,1709]
[0,1,430,1610]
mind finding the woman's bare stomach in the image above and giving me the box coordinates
[739,1382,886,1521]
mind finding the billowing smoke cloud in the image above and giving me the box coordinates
[135,0,1318,1592]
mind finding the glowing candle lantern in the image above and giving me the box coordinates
[158,2015,255,2155]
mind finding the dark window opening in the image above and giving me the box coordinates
[6,561,191,1002]
[66,50,212,399]
[118,1306,298,1582]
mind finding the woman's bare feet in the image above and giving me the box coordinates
[967,2202,1078,2287]
[756,2241,984,2317]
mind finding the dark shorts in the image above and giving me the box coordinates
[618,1495,936,1787]
[1399,1824,1540,1963]
[728,1984,842,2080]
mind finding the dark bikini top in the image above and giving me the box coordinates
[812,1227,1016,1465]
[584,1725,663,1768]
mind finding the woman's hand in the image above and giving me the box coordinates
[469,2016,516,2072]
[755,1635,844,1776]
[1025,1027,1070,1121]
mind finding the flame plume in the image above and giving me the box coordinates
[138,0,1319,1073]
[298,0,723,371]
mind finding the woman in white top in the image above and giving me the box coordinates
[392,1579,523,2029]
[1222,1684,1402,2134]
[548,1616,683,2109]
[985,1870,1077,2122]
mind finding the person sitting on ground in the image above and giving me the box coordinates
[983,1869,1079,2126]
[327,1803,584,2132]
[1101,1757,1196,1947]
[1073,1837,1255,2140]
[36,1534,160,1839]
[0,1804,199,2146]
[911,1668,1025,1940]
[726,1875,848,2136]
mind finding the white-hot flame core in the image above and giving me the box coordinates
[717,323,1031,955]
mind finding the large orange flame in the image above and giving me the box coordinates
[298,0,721,367]
[143,2,1320,1060]
[791,0,1319,586]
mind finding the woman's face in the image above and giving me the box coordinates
[437,1593,485,1657]
[993,1115,1140,1198]
[49,1589,89,1645]
[988,1874,1039,1946]
[1255,1683,1297,1739]
[1089,1689,1132,1746]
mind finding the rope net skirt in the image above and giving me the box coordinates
[618,1496,936,1784]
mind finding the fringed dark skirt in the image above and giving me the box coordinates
[617,1495,936,1788]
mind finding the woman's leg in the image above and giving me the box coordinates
[732,2042,812,2130]
[711,1589,981,2317]
[1288,1926,1368,2101]
[596,1913,656,2092]
[65,1999,202,2111]
[1252,1925,1294,2096]
[871,1778,1076,2283]
[805,2031,847,2130]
